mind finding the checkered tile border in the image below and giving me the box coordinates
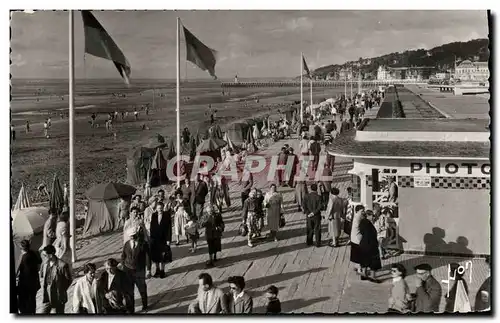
[366,175,489,190]
[431,177,490,190]
[398,176,414,188]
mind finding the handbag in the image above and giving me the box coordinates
[239,223,248,237]
[279,214,286,228]
[164,245,173,263]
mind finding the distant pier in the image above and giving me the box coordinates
[221,80,428,88]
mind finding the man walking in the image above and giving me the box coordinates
[413,263,442,313]
[188,273,228,314]
[17,240,42,314]
[193,174,209,219]
[303,184,323,247]
[38,245,73,313]
[96,258,130,313]
[149,201,172,279]
[121,228,150,312]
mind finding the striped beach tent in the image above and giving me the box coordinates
[13,184,30,211]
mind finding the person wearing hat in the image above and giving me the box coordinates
[38,245,73,313]
[16,239,42,314]
[413,263,442,313]
[121,226,150,312]
[276,147,288,187]
[287,147,299,188]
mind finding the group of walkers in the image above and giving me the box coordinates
[14,89,490,314]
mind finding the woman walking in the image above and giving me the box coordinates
[200,205,225,268]
[358,209,382,282]
[264,184,283,242]
[242,189,260,247]
[173,197,189,245]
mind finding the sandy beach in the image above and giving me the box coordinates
[10,79,362,210]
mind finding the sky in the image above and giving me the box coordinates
[10,10,488,79]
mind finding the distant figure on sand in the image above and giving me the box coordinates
[26,120,30,133]
[44,120,49,138]
[134,108,139,121]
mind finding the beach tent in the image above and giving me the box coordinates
[127,146,165,186]
[12,207,50,240]
[83,182,136,237]
[13,184,30,211]
[12,207,48,268]
[205,124,223,139]
[49,175,64,215]
[226,122,250,146]
[223,132,236,152]
[149,148,168,186]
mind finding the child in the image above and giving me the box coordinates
[174,202,190,245]
[184,218,199,253]
[265,285,281,314]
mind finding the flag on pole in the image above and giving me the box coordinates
[81,11,131,85]
[182,24,218,79]
[302,55,312,78]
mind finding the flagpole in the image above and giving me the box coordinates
[310,78,313,111]
[300,53,303,123]
[176,17,181,187]
[68,10,77,264]
[350,67,353,99]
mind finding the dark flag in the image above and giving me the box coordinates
[81,11,131,84]
[183,25,218,79]
[302,54,312,78]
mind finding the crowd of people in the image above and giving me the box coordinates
[14,89,490,314]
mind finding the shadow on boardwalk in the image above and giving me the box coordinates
[147,267,328,313]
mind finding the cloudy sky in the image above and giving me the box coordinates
[10,10,488,79]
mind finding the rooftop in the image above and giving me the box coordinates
[327,130,490,160]
[360,118,490,132]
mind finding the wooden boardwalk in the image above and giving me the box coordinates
[39,137,490,314]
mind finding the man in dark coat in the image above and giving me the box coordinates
[121,227,151,312]
[38,245,73,313]
[303,184,323,247]
[413,263,442,313]
[276,147,288,186]
[149,201,172,279]
[17,240,42,314]
[193,174,209,220]
[287,148,299,188]
[96,258,130,314]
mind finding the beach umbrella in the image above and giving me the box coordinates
[12,207,50,240]
[151,147,167,170]
[167,139,176,160]
[253,124,261,140]
[189,135,197,161]
[49,174,64,215]
[196,138,227,153]
[85,182,137,200]
[13,184,31,211]
[223,132,236,151]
